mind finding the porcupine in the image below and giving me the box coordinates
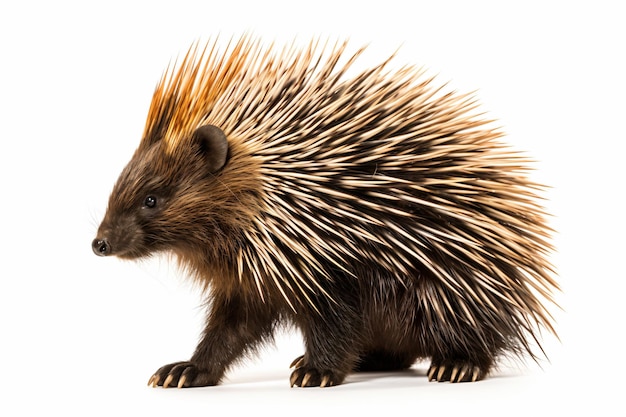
[92,36,558,388]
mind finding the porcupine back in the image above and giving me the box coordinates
[143,36,558,363]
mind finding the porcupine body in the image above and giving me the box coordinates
[92,36,558,388]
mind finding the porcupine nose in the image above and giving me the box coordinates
[92,238,111,256]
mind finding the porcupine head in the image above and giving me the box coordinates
[92,44,256,263]
[93,36,559,389]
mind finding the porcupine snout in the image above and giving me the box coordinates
[92,238,111,256]
[92,213,143,258]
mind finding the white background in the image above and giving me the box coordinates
[1,1,623,415]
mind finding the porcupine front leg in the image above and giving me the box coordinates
[148,293,276,388]
[289,295,362,388]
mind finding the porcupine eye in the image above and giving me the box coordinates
[144,195,157,208]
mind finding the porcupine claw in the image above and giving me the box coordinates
[471,366,480,382]
[450,366,460,383]
[289,358,343,388]
[147,361,218,388]
[436,365,446,381]
[289,355,304,369]
[427,365,437,382]
[428,360,486,382]
[147,374,159,387]
[163,374,174,388]
[301,372,312,387]
[456,366,468,383]
[289,372,299,388]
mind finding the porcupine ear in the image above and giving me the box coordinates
[193,125,229,173]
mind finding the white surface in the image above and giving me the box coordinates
[0,0,623,415]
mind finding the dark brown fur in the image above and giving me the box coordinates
[93,38,558,388]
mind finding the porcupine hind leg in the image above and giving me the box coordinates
[423,292,496,382]
[289,283,363,387]
[427,353,493,383]
[148,292,278,388]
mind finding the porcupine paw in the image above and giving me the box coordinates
[427,359,487,383]
[289,355,345,388]
[147,361,217,388]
